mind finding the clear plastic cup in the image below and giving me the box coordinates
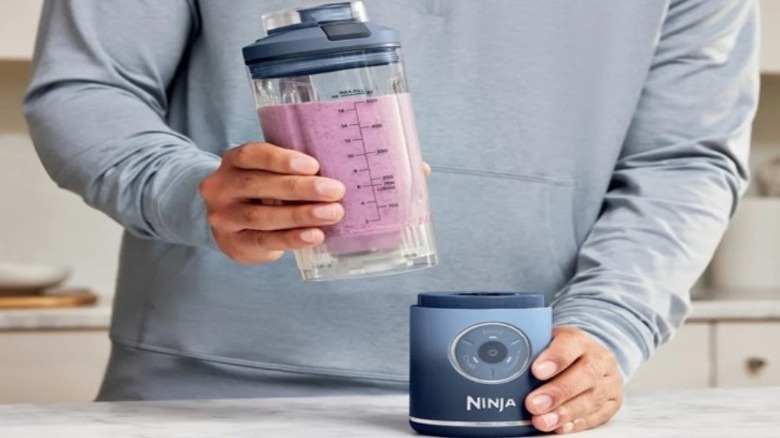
[243,2,438,281]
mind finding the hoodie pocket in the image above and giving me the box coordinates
[426,164,578,294]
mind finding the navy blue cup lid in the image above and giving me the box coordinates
[417,292,546,309]
[242,2,400,73]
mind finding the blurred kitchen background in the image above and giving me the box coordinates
[1,1,779,404]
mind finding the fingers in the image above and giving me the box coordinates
[208,202,345,233]
[226,142,320,175]
[211,228,327,265]
[555,399,622,434]
[236,228,327,252]
[531,372,622,432]
[524,326,624,434]
[423,162,431,177]
[554,373,621,425]
[529,348,616,414]
[201,143,348,265]
[531,327,587,381]
[220,170,346,202]
[205,143,422,265]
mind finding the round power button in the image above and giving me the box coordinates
[448,322,532,384]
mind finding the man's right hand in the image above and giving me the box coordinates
[199,142,346,264]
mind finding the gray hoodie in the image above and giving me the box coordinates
[24,0,758,400]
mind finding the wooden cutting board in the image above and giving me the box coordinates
[0,289,98,309]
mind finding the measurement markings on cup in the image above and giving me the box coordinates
[340,98,395,224]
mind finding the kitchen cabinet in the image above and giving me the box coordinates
[0,0,778,73]
[716,322,780,387]
[0,330,110,403]
[626,323,711,393]
[628,318,780,392]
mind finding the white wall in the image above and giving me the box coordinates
[0,0,43,61]
[0,62,122,298]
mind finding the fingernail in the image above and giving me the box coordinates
[313,204,341,220]
[542,412,559,429]
[300,229,322,244]
[315,180,344,198]
[532,394,553,411]
[563,422,574,433]
[534,361,557,379]
[290,156,318,173]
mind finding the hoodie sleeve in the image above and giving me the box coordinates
[552,0,759,380]
[24,0,221,249]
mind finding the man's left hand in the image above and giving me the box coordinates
[525,326,624,434]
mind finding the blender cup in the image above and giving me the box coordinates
[242,1,438,281]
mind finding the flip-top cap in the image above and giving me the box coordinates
[262,1,368,35]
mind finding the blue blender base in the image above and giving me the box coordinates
[409,293,551,438]
[410,421,539,437]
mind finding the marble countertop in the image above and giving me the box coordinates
[1,387,778,437]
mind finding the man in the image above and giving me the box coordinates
[24,0,758,434]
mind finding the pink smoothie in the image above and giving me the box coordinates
[258,93,430,255]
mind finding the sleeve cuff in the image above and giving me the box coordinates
[553,301,654,382]
[147,151,221,251]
